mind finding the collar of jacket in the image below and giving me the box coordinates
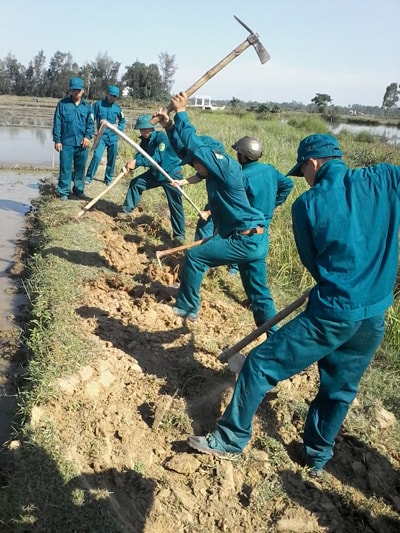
[314,158,347,186]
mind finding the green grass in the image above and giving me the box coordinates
[2,108,400,532]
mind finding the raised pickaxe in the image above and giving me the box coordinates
[92,121,203,216]
[219,290,311,372]
[152,15,270,122]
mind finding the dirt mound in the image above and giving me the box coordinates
[9,207,400,531]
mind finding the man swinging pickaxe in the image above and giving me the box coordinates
[87,16,269,217]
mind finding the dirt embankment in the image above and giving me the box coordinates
[6,199,397,532]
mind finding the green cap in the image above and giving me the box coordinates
[134,114,154,129]
[287,134,343,176]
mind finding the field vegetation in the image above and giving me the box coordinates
[1,105,400,532]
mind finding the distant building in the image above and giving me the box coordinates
[190,95,225,111]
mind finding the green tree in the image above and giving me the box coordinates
[46,51,77,98]
[382,82,399,110]
[158,52,177,94]
[29,50,47,97]
[123,61,163,99]
[311,93,332,113]
[4,54,26,95]
[0,59,12,94]
[86,52,121,100]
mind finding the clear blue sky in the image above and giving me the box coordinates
[3,0,399,107]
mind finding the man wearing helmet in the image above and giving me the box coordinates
[121,114,186,243]
[186,133,400,479]
[154,92,292,328]
[196,136,293,283]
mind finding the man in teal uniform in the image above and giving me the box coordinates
[186,133,400,477]
[52,77,94,201]
[194,136,293,280]
[122,114,186,242]
[85,85,125,186]
[155,92,278,327]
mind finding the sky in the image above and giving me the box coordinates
[2,0,400,107]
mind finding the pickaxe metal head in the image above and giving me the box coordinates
[234,15,271,64]
[159,16,271,116]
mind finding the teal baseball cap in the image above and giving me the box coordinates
[108,85,120,97]
[287,134,343,176]
[69,77,84,90]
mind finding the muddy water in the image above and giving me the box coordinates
[0,126,53,456]
[0,171,41,329]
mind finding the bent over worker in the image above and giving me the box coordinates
[121,114,186,243]
[85,85,125,186]
[193,136,294,278]
[187,133,400,478]
[155,92,280,328]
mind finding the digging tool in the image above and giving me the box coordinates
[155,237,212,267]
[151,15,270,123]
[93,120,203,216]
[73,166,129,220]
[219,290,312,369]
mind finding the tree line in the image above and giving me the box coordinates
[0,50,177,101]
[1,49,398,120]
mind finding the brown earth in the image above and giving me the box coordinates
[6,198,397,532]
[0,97,399,529]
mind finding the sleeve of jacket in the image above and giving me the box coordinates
[291,197,320,281]
[173,111,232,182]
[117,107,126,132]
[275,171,294,207]
[166,124,187,161]
[52,102,62,143]
[85,104,95,139]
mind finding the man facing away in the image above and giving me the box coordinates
[52,77,94,201]
[193,136,293,277]
[186,133,400,478]
[155,92,282,329]
[85,85,125,186]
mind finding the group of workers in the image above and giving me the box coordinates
[53,77,400,479]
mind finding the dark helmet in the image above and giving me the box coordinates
[232,136,263,161]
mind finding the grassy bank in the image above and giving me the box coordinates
[1,110,400,532]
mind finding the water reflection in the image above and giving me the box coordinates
[0,171,40,330]
[331,123,400,145]
[0,126,54,167]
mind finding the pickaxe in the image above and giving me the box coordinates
[92,121,203,216]
[155,237,212,267]
[73,166,129,220]
[219,290,311,372]
[151,15,270,122]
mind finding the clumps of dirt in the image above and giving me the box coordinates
[13,206,400,531]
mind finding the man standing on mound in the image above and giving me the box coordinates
[52,77,94,201]
[186,133,400,478]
